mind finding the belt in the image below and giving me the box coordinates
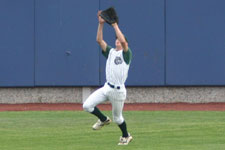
[107,82,120,89]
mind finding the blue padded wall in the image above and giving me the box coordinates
[166,0,225,85]
[2,0,225,87]
[0,0,34,87]
[35,0,99,86]
[100,0,165,86]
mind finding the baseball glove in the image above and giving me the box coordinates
[100,7,119,25]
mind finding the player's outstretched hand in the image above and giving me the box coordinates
[98,11,105,24]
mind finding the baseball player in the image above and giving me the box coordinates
[83,11,132,145]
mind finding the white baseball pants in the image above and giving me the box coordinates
[83,83,126,125]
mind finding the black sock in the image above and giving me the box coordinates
[91,107,107,122]
[118,121,129,137]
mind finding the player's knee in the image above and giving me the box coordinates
[82,102,93,112]
[113,116,124,125]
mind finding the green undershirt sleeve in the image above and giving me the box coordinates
[123,48,132,65]
[102,45,112,58]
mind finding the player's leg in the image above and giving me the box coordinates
[111,99,127,135]
[83,86,107,121]
[83,86,111,129]
[110,91,133,145]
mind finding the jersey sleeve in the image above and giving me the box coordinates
[102,45,112,58]
[123,48,132,65]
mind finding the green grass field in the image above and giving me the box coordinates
[0,111,225,150]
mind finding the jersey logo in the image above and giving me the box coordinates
[114,56,123,65]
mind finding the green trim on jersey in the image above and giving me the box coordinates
[123,48,132,65]
[102,45,112,58]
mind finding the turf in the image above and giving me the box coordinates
[0,111,225,150]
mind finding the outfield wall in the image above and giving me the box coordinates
[0,87,225,104]
[1,1,225,104]
[1,0,225,87]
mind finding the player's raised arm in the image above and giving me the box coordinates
[112,23,128,52]
[96,11,107,52]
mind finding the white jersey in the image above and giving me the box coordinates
[103,46,132,86]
